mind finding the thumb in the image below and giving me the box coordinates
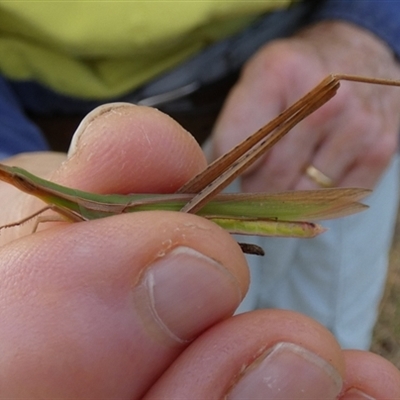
[0,209,248,398]
[56,102,208,193]
[0,103,208,243]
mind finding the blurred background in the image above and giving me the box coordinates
[372,209,400,367]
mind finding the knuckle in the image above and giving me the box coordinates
[241,40,323,92]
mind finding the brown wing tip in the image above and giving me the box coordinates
[309,223,327,237]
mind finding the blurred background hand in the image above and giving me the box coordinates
[213,21,400,192]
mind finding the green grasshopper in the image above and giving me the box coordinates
[0,74,398,255]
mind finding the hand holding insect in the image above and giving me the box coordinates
[0,87,376,256]
[0,12,400,399]
[1,68,400,254]
[0,107,209,245]
[0,111,254,397]
[0,104,400,399]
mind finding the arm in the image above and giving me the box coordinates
[310,0,400,58]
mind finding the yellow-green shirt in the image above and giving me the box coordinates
[0,1,293,99]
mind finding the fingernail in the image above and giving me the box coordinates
[228,342,342,399]
[342,389,375,400]
[67,108,96,158]
[132,246,242,342]
[67,103,131,157]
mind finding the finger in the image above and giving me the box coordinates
[0,104,207,243]
[242,124,321,192]
[57,103,207,193]
[295,131,391,191]
[295,85,398,190]
[0,152,67,243]
[214,80,321,193]
[254,80,357,192]
[340,350,400,399]
[212,43,335,193]
[145,309,345,399]
[295,108,372,190]
[0,210,249,398]
[338,126,397,188]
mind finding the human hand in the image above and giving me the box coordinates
[0,104,399,398]
[212,21,400,192]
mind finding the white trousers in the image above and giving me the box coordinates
[235,154,400,350]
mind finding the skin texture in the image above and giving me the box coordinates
[0,103,399,399]
[0,20,400,399]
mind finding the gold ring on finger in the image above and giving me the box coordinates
[305,164,334,188]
